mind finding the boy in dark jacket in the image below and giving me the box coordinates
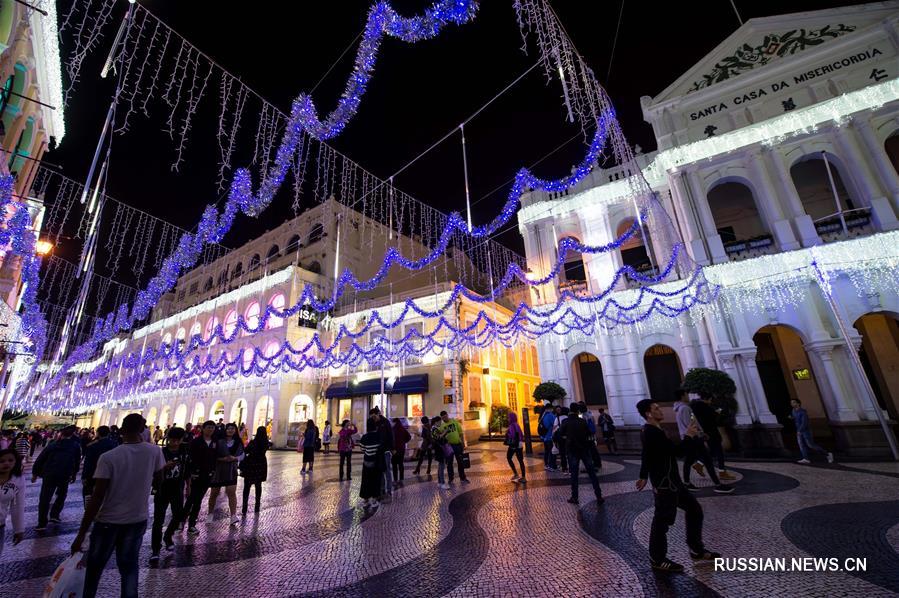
[32,425,82,530]
[151,427,188,560]
[82,426,117,502]
[635,399,720,573]
[185,421,218,534]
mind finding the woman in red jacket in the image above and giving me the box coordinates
[391,419,411,488]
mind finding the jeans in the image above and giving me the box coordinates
[151,486,183,552]
[382,451,393,494]
[507,446,525,478]
[437,449,448,484]
[449,443,467,481]
[706,435,726,470]
[543,441,556,468]
[682,436,720,485]
[339,451,352,479]
[185,477,211,527]
[37,476,69,527]
[392,451,405,482]
[83,520,147,598]
[556,441,569,472]
[414,446,432,473]
[588,439,602,469]
[797,431,827,460]
[602,433,617,454]
[568,451,602,501]
[241,480,262,512]
[649,485,704,564]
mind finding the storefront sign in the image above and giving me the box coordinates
[792,368,811,380]
[689,47,884,121]
[296,307,325,329]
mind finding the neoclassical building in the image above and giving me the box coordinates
[518,2,899,456]
[93,197,539,446]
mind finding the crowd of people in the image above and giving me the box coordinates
[0,388,839,594]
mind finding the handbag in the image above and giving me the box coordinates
[43,552,86,598]
[461,452,471,469]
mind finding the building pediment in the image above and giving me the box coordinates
[651,1,898,105]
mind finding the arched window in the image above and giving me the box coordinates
[886,132,899,177]
[790,152,863,240]
[161,333,172,350]
[175,327,186,349]
[266,292,286,329]
[216,270,228,287]
[242,346,254,371]
[248,254,261,271]
[189,322,202,345]
[223,309,238,338]
[205,316,220,344]
[265,244,280,263]
[263,341,280,359]
[8,116,33,173]
[285,234,301,254]
[643,344,683,403]
[230,262,243,281]
[1,64,26,136]
[618,218,653,280]
[707,181,769,253]
[0,0,16,48]
[244,301,261,333]
[306,223,324,246]
[203,277,213,292]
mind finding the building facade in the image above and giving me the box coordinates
[518,2,899,456]
[94,198,540,446]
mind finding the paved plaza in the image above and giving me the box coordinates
[1,446,898,597]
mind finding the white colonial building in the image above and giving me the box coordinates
[518,2,899,456]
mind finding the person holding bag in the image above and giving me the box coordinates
[207,423,244,526]
[299,420,319,473]
[0,448,25,554]
[505,412,526,483]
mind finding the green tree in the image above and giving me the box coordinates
[532,381,566,406]
[489,405,510,434]
[682,368,739,423]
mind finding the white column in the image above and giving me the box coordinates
[807,346,859,422]
[830,124,899,230]
[684,171,728,263]
[618,334,647,425]
[719,354,754,425]
[853,117,899,216]
[748,149,800,250]
[736,352,779,424]
[668,172,710,265]
[764,149,820,247]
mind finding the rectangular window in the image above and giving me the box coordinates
[505,347,514,371]
[338,399,352,424]
[408,393,423,418]
[189,282,199,295]
[507,381,518,413]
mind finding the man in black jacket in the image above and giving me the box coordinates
[185,421,217,534]
[32,425,82,530]
[690,396,735,481]
[562,403,604,505]
[82,426,117,502]
[635,399,720,573]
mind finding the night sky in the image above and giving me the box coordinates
[49,0,870,261]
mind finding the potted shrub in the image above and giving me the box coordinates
[489,405,510,437]
[682,368,739,450]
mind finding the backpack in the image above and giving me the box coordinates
[537,420,547,437]
[586,415,597,435]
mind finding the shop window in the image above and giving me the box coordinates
[408,394,423,418]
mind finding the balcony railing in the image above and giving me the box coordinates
[558,279,589,298]
[624,263,660,290]
[814,207,873,244]
[724,234,777,261]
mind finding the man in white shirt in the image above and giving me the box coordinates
[72,413,165,598]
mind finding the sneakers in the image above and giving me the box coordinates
[797,458,811,464]
[713,484,734,494]
[518,477,527,484]
[510,475,519,482]
[651,558,684,573]
[685,483,700,492]
[149,553,160,564]
[438,483,450,489]
[369,499,380,508]
[35,525,47,532]
[826,452,834,464]
[567,497,579,504]
[718,470,736,480]
[690,549,722,561]
[164,537,175,551]
[49,516,61,523]
[187,526,200,535]
[230,516,240,526]
[692,463,706,477]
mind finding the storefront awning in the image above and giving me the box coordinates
[391,373,429,394]
[324,383,352,398]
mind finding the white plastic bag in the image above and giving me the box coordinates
[43,552,86,598]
